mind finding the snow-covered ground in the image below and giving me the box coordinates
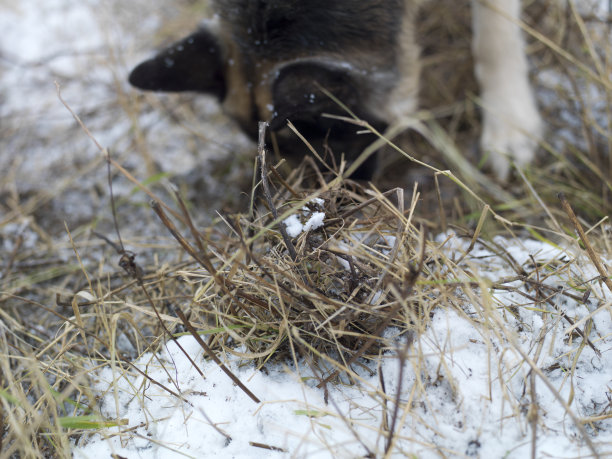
[0,0,250,233]
[1,1,611,458]
[70,233,611,458]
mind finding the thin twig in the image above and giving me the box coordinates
[385,331,413,455]
[249,442,287,453]
[257,122,299,263]
[175,307,261,404]
[559,193,612,294]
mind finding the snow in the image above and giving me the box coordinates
[283,214,304,238]
[73,234,612,458]
[283,200,327,237]
[303,212,325,232]
[0,0,251,222]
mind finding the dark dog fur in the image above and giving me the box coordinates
[130,0,540,180]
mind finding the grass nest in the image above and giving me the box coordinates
[121,146,430,376]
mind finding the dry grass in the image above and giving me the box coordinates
[1,0,611,457]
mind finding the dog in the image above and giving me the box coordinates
[129,0,542,181]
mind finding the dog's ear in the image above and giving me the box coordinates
[129,27,226,99]
[269,61,362,131]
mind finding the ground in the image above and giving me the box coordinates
[0,1,611,458]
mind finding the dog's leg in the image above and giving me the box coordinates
[471,0,542,180]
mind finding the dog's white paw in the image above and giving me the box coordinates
[480,87,542,181]
[471,0,542,180]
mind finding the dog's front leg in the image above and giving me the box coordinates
[471,0,542,180]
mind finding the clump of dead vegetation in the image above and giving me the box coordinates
[1,0,611,457]
[2,135,611,456]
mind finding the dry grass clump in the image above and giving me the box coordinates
[150,148,429,374]
[4,135,610,456]
[0,149,430,456]
[4,147,610,456]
